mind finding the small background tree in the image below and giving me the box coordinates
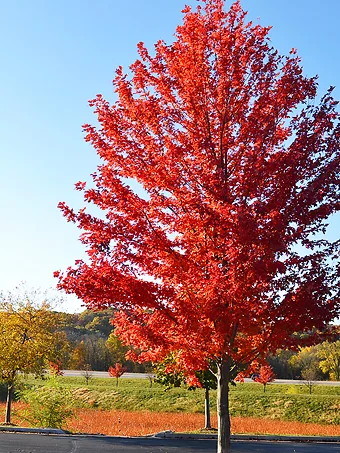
[81,364,94,385]
[144,364,155,388]
[193,370,217,430]
[254,365,276,393]
[48,361,64,377]
[108,363,127,386]
[154,356,185,389]
[155,357,217,430]
[301,367,319,394]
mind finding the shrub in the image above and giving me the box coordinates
[20,382,75,429]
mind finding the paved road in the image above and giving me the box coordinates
[243,378,340,386]
[63,370,150,379]
[0,434,339,453]
[62,370,340,386]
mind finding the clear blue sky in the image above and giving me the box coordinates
[0,0,339,313]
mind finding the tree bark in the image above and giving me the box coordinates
[5,385,13,424]
[204,387,211,429]
[217,360,231,453]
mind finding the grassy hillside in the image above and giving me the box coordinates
[17,376,340,425]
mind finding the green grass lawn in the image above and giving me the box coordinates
[16,376,340,425]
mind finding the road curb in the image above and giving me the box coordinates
[1,426,340,443]
[0,426,66,435]
[153,430,340,443]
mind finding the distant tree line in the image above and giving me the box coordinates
[2,300,336,379]
[58,309,148,372]
[0,300,339,380]
[268,334,340,381]
[59,309,340,381]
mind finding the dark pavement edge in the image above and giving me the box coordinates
[0,426,340,443]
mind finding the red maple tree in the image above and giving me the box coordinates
[254,365,276,393]
[48,361,64,377]
[108,363,127,386]
[56,1,340,452]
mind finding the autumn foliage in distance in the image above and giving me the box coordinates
[254,365,276,393]
[108,363,128,386]
[56,1,340,451]
[49,361,64,377]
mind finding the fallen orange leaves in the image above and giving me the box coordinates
[2,403,340,437]
[67,409,340,437]
[0,402,29,427]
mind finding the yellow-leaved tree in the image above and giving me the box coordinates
[0,291,68,424]
[317,340,340,381]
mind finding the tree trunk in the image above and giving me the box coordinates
[217,360,231,453]
[204,387,211,429]
[5,385,13,424]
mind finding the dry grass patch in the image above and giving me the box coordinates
[67,409,340,437]
[1,403,339,437]
[231,417,340,437]
[68,409,204,436]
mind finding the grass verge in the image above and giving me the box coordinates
[11,377,340,426]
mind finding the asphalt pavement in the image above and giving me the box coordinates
[63,370,150,379]
[0,433,340,453]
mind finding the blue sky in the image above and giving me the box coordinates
[0,0,339,313]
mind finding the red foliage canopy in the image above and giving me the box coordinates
[48,361,64,377]
[56,0,340,380]
[254,365,276,386]
[108,363,127,379]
